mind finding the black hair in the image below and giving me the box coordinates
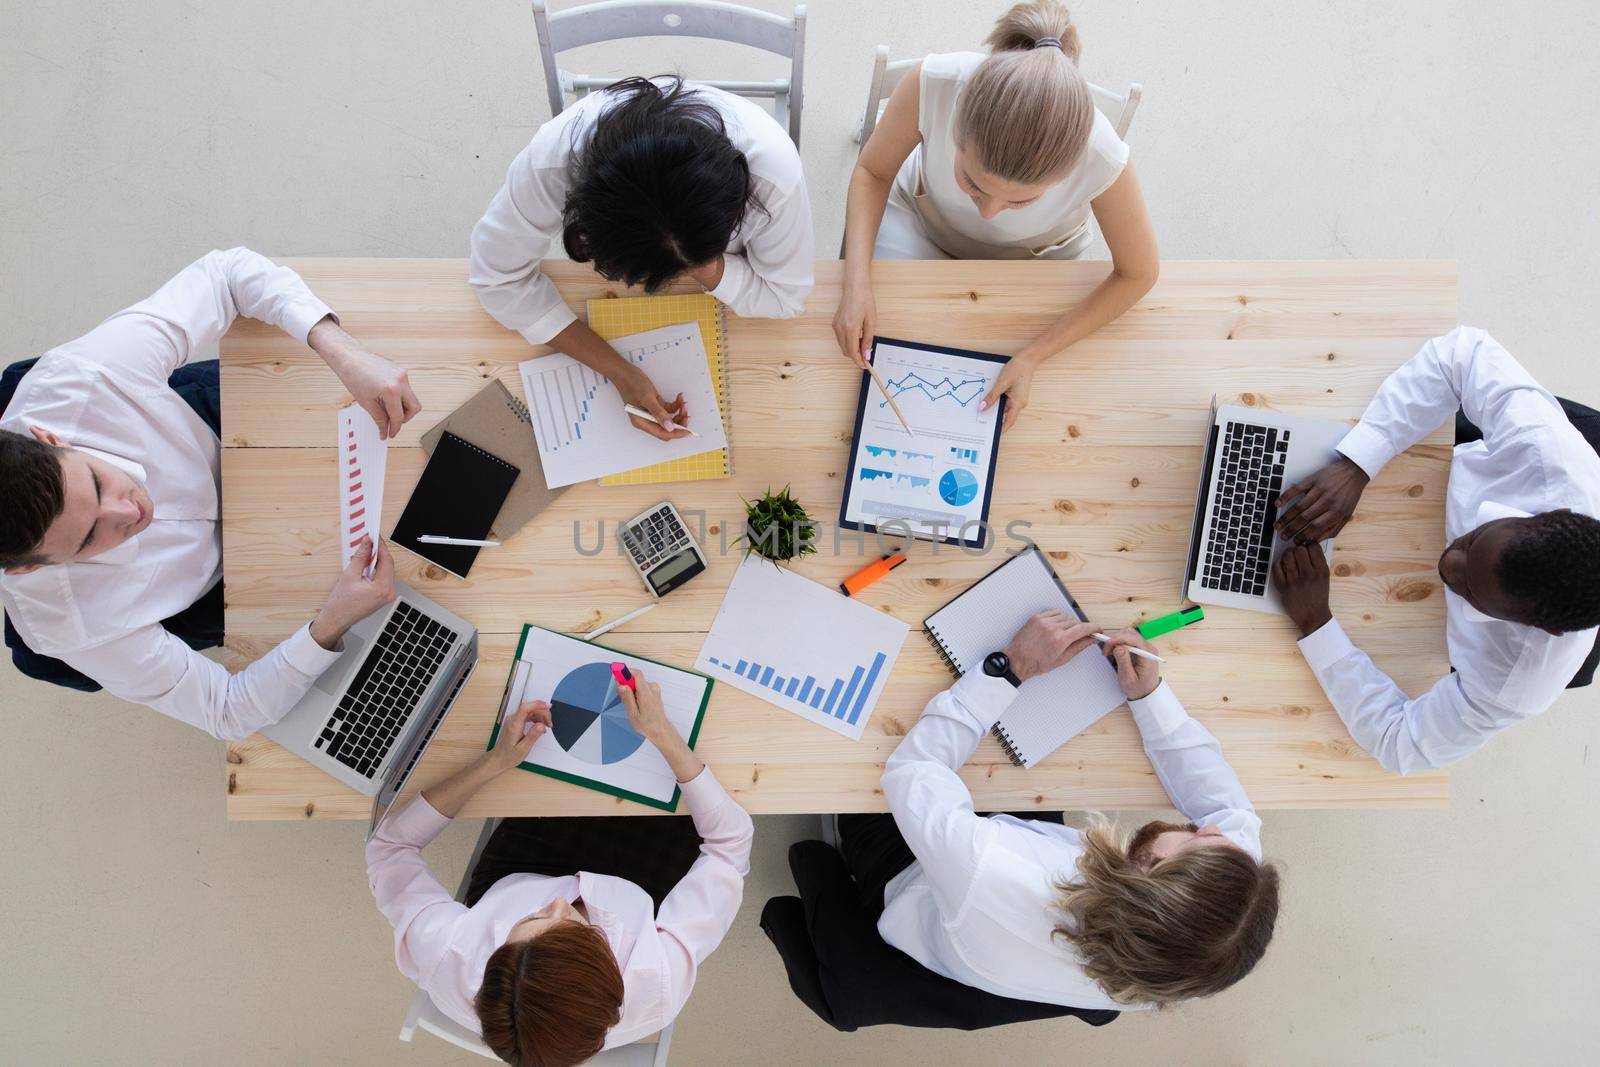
[1497,509,1600,633]
[561,77,764,292]
[0,429,66,568]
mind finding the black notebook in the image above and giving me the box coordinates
[390,430,519,579]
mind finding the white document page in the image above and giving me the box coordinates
[695,556,911,741]
[337,405,387,575]
[519,320,728,488]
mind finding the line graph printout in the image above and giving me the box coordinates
[843,339,1006,545]
[519,320,728,487]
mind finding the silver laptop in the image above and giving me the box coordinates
[261,580,478,833]
[1180,398,1348,615]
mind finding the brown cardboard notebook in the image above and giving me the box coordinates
[419,379,565,538]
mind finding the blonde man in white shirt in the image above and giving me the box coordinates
[367,673,753,1066]
[833,1,1160,429]
[470,76,813,441]
[1272,326,1600,774]
[0,247,420,740]
[840,612,1280,1010]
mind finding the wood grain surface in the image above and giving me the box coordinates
[222,258,1457,819]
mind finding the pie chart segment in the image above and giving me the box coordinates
[549,662,648,766]
[939,467,978,506]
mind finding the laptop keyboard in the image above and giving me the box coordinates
[314,602,454,779]
[1200,423,1291,597]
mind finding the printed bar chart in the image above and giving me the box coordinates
[696,556,910,741]
[707,651,888,728]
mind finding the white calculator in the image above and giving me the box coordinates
[620,501,707,598]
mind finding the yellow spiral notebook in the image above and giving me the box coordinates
[586,293,733,485]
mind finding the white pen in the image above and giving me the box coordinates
[622,402,700,438]
[418,535,500,547]
[1091,632,1166,663]
[584,602,657,641]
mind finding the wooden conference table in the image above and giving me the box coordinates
[221,259,1457,820]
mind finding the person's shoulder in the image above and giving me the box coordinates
[921,51,984,83]
[1084,108,1130,168]
[521,94,608,169]
[703,86,805,195]
[0,568,90,655]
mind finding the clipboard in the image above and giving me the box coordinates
[838,337,1007,549]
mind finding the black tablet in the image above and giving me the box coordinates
[838,337,1007,549]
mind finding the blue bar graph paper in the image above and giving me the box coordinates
[707,652,892,726]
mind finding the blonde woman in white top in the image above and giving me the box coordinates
[834,2,1159,429]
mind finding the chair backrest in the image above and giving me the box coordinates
[855,49,1142,146]
[532,0,807,146]
[396,817,674,1064]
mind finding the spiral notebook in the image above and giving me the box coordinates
[586,292,732,485]
[420,379,565,539]
[390,431,520,579]
[924,545,1127,768]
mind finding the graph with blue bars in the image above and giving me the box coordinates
[706,651,888,728]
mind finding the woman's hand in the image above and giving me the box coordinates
[832,277,877,369]
[488,700,553,773]
[978,355,1039,432]
[616,669,704,783]
[616,367,693,441]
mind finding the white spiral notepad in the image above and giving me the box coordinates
[924,545,1127,767]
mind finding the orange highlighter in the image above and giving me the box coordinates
[840,552,908,597]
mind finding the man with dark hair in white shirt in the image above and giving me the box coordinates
[0,247,421,741]
[1272,326,1600,774]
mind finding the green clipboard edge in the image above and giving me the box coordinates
[485,623,714,813]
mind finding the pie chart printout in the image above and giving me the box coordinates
[549,662,646,765]
[939,467,979,507]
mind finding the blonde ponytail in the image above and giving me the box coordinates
[955,1,1095,185]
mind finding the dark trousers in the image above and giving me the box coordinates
[1,358,224,692]
[466,814,705,911]
[838,809,1065,914]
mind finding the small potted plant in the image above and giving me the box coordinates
[738,485,818,566]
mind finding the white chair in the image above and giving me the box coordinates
[397,818,675,1066]
[532,0,808,147]
[853,47,1143,145]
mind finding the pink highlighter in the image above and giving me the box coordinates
[610,662,637,693]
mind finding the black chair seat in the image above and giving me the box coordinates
[760,840,1118,1033]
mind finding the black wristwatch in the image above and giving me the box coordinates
[982,650,1022,687]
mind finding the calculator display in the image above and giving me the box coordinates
[647,551,700,590]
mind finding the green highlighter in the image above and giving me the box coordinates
[1138,605,1205,640]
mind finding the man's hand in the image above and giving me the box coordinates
[617,367,694,442]
[1273,545,1334,637]
[488,700,553,773]
[308,318,421,440]
[1276,455,1370,544]
[1100,627,1162,700]
[1003,611,1100,682]
[978,354,1039,432]
[310,537,398,651]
